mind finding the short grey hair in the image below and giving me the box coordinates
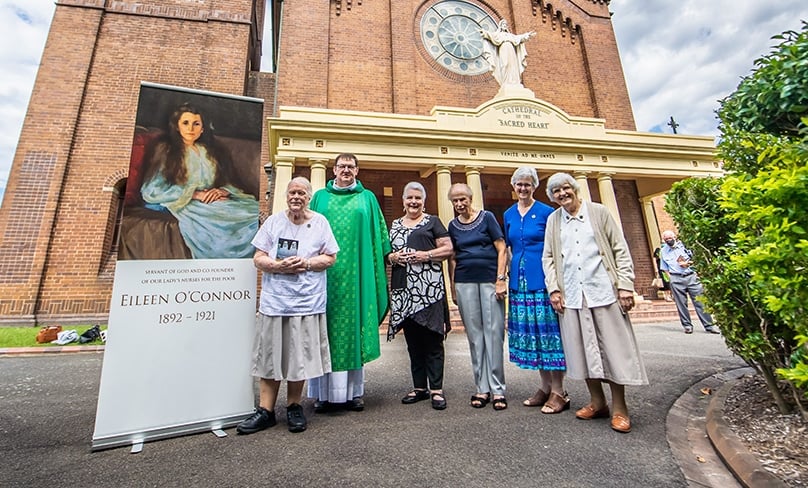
[510,167,539,187]
[545,173,580,200]
[448,183,473,200]
[287,176,313,198]
[403,181,426,203]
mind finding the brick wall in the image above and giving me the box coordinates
[0,0,256,324]
[276,0,635,129]
[613,180,654,295]
[247,70,277,215]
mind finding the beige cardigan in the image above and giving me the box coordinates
[542,201,635,298]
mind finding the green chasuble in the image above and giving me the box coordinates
[310,180,391,371]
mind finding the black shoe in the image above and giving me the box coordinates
[286,403,307,433]
[684,327,694,334]
[314,400,331,413]
[236,407,276,435]
[79,324,101,344]
[346,396,364,412]
[704,326,721,334]
[431,392,447,410]
[401,389,430,404]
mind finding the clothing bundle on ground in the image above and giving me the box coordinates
[52,330,79,345]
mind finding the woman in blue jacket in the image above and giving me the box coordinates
[503,167,567,414]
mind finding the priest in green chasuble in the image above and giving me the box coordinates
[307,153,391,412]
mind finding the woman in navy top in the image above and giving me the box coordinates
[503,167,568,414]
[447,183,508,410]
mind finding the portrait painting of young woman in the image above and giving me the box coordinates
[118,85,262,260]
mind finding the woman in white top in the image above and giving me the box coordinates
[237,177,339,435]
[542,173,647,434]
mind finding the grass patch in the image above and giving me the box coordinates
[0,325,106,348]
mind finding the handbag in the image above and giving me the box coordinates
[35,325,62,344]
[651,277,664,288]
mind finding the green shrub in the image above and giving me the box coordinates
[667,22,808,418]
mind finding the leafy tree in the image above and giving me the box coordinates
[666,22,808,418]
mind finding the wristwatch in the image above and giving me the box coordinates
[497,274,507,281]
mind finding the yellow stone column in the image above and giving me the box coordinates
[597,172,622,227]
[309,158,328,191]
[435,164,455,305]
[271,156,295,215]
[436,165,454,226]
[465,166,485,210]
[641,197,661,252]
[573,171,592,202]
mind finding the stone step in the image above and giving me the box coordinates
[380,298,689,332]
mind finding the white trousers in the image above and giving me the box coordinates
[307,368,365,403]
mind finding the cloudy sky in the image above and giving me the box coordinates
[0,1,807,203]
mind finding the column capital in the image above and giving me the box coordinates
[309,158,328,192]
[464,168,485,211]
[596,174,621,226]
[597,172,615,180]
[423,164,454,178]
[573,171,592,202]
[272,156,295,168]
[308,157,329,168]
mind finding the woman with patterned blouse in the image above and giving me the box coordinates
[388,182,454,410]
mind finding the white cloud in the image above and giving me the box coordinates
[0,0,55,204]
[0,1,806,202]
[611,0,808,136]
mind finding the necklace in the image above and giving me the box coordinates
[286,210,311,239]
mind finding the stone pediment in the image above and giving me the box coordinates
[431,96,607,139]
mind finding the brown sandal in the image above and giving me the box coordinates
[541,392,571,414]
[523,388,549,407]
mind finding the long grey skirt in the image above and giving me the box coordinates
[558,300,648,386]
[251,312,332,382]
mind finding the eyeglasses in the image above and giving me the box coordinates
[551,185,574,194]
[335,164,357,171]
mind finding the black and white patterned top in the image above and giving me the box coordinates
[388,214,451,339]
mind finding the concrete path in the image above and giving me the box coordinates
[0,322,746,487]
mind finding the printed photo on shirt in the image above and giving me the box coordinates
[276,238,299,260]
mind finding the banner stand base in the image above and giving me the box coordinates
[92,412,249,452]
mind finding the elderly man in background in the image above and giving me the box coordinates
[658,230,719,335]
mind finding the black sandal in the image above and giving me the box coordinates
[401,389,429,405]
[470,394,490,409]
[431,392,447,410]
[492,396,508,411]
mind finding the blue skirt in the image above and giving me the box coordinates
[508,262,566,371]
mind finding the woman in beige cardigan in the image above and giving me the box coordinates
[542,172,648,433]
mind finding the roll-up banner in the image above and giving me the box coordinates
[92,83,263,451]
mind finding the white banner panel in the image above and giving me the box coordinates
[93,83,263,450]
[92,259,256,450]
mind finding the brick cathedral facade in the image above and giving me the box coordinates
[0,0,714,325]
